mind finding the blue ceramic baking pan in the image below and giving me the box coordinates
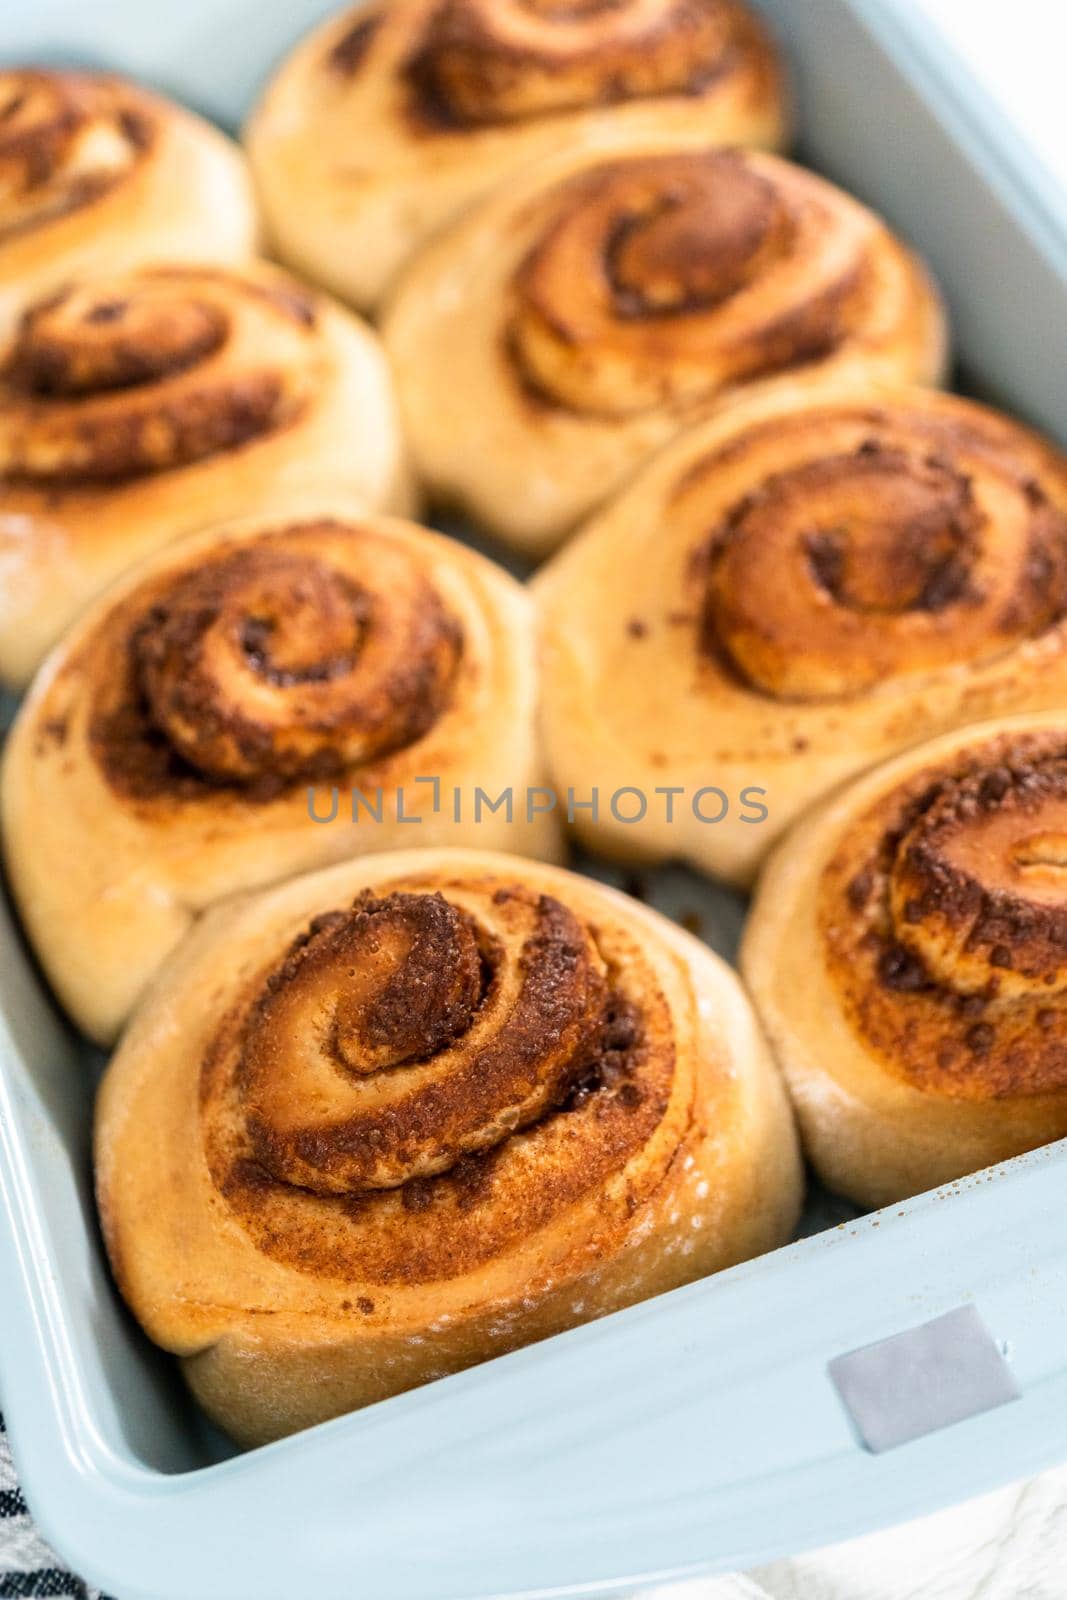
[2,2,1067,1597]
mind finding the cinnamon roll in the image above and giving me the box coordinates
[383,141,948,554]
[95,847,802,1445]
[245,0,789,313]
[536,383,1067,884]
[0,261,412,685]
[0,69,257,322]
[743,714,1067,1208]
[1,511,556,1043]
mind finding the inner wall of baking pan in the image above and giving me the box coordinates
[2,0,1066,1478]
[757,0,1067,448]
[0,879,234,1471]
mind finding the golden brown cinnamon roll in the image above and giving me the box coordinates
[245,0,789,313]
[536,382,1067,884]
[383,141,948,554]
[743,714,1067,1207]
[0,261,412,685]
[95,847,802,1445]
[0,69,257,321]
[2,512,557,1042]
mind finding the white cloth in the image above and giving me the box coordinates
[638,1469,1067,1600]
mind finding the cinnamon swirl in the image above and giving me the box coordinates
[1,512,556,1042]
[245,0,789,312]
[95,848,802,1445]
[743,715,1067,1207]
[383,141,948,553]
[0,69,257,322]
[536,383,1067,884]
[0,261,412,685]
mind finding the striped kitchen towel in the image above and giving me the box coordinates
[0,1415,111,1600]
